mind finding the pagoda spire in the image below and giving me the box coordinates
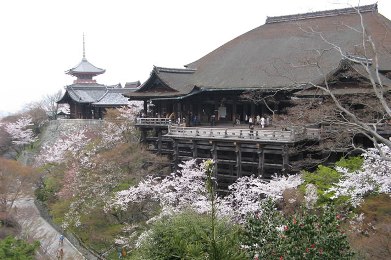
[83,33,86,59]
[65,34,105,84]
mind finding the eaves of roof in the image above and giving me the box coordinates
[66,57,105,75]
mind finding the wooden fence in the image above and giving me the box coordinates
[166,125,319,143]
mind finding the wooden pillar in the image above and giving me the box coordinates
[173,139,179,172]
[210,141,217,176]
[243,104,248,122]
[140,129,147,143]
[157,129,162,154]
[235,142,242,177]
[250,103,255,117]
[196,103,201,125]
[143,100,148,115]
[192,140,198,158]
[232,101,237,122]
[177,102,182,120]
[257,144,264,178]
[282,145,289,172]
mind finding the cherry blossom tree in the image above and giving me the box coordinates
[108,159,304,224]
[108,159,209,217]
[219,174,303,222]
[4,116,37,146]
[102,102,143,145]
[327,144,391,207]
[35,126,89,165]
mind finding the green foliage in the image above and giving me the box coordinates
[50,199,71,225]
[35,175,60,203]
[301,165,342,204]
[133,211,245,260]
[113,180,135,193]
[35,163,66,204]
[241,200,285,257]
[300,157,363,206]
[71,208,123,252]
[242,200,354,259]
[335,156,363,172]
[0,236,40,260]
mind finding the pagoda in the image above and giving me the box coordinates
[57,36,139,119]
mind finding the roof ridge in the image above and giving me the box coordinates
[266,3,377,24]
[154,66,196,74]
[96,89,110,102]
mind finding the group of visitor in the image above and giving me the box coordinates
[242,114,272,129]
[56,235,64,259]
[139,110,272,129]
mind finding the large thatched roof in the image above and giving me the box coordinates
[127,4,391,99]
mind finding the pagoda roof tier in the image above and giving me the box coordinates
[66,57,105,76]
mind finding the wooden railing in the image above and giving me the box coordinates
[135,118,322,142]
[135,117,172,126]
[52,119,104,126]
[166,126,319,142]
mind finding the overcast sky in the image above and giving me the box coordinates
[0,0,390,114]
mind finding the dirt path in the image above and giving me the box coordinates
[14,197,85,260]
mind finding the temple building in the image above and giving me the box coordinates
[57,42,139,119]
[125,4,391,124]
[125,4,391,184]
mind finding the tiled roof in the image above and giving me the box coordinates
[66,84,107,103]
[125,81,141,89]
[57,83,136,106]
[265,4,377,24]
[128,4,391,99]
[66,57,105,75]
[94,88,136,106]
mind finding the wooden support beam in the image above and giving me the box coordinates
[282,145,289,172]
[210,141,217,177]
[173,139,179,172]
[192,140,198,158]
[140,129,147,143]
[232,101,237,122]
[257,144,264,178]
[157,130,162,153]
[143,100,148,114]
[235,142,242,177]
[251,103,255,117]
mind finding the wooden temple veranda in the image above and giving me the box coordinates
[134,118,323,188]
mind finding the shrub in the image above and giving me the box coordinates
[0,236,40,259]
[133,211,245,260]
[301,165,343,205]
[335,156,363,172]
[300,156,363,207]
[242,199,354,259]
